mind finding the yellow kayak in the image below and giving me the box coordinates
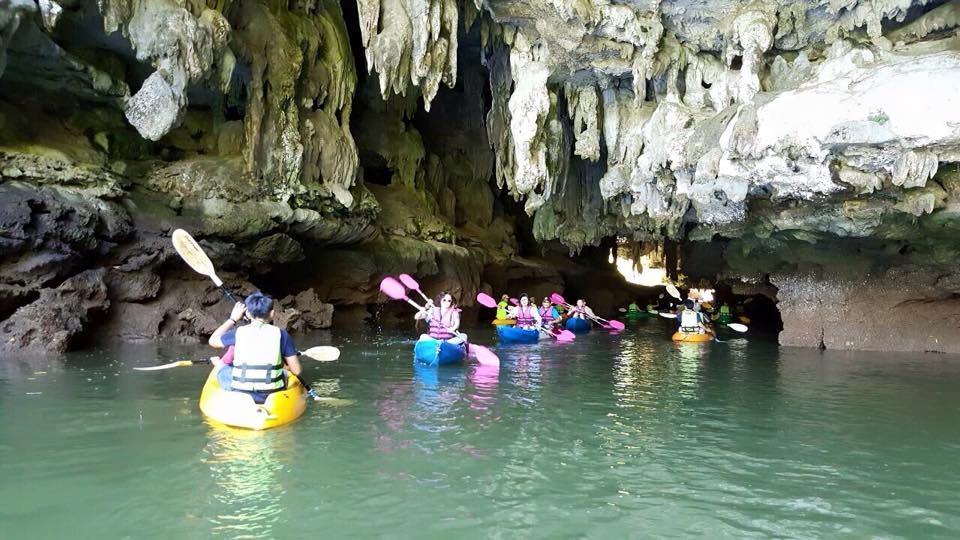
[672,331,714,343]
[199,368,307,430]
[492,319,516,326]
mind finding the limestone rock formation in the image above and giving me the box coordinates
[356,0,462,110]
[97,0,232,140]
[1,0,958,354]
[0,268,110,354]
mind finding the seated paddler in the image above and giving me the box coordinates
[415,291,465,343]
[539,296,559,329]
[208,291,302,403]
[508,293,542,330]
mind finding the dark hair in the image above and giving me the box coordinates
[436,291,457,305]
[245,291,274,318]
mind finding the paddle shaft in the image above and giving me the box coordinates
[557,301,607,326]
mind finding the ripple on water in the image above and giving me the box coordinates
[2,329,960,537]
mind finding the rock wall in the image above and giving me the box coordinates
[0,0,958,354]
[775,269,960,354]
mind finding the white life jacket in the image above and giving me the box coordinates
[680,309,700,331]
[231,321,285,392]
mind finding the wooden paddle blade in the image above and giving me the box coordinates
[469,344,500,367]
[300,346,341,361]
[618,308,627,312]
[608,320,626,331]
[665,284,681,299]
[550,292,567,305]
[476,292,497,308]
[379,277,407,300]
[726,323,748,333]
[172,229,223,286]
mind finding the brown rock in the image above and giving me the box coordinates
[0,268,109,354]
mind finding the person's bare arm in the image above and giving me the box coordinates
[285,354,302,375]
[448,312,461,333]
[209,302,246,348]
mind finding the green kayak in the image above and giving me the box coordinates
[625,311,655,321]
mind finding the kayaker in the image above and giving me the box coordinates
[415,291,465,343]
[208,292,302,403]
[627,300,640,315]
[569,299,595,320]
[509,293,542,329]
[539,297,559,328]
[678,300,711,335]
[495,294,510,320]
[645,301,656,313]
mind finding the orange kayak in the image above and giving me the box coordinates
[671,331,714,343]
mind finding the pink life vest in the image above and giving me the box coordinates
[515,305,535,327]
[539,306,555,324]
[428,307,457,340]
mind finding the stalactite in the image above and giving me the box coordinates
[355,0,458,111]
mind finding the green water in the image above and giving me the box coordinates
[2,321,959,538]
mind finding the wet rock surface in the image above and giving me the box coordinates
[0,0,957,354]
[775,268,960,354]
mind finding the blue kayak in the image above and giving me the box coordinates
[414,337,467,367]
[565,317,592,333]
[496,325,542,344]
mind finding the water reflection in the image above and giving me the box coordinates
[203,428,296,538]
[412,364,465,423]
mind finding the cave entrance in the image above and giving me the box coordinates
[615,253,669,286]
[737,294,783,334]
[712,283,784,335]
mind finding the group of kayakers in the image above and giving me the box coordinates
[622,293,748,338]
[494,293,596,331]
[199,288,738,406]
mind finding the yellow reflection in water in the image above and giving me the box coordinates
[203,427,297,539]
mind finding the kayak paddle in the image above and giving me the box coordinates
[398,273,433,305]
[134,347,339,371]
[665,284,681,300]
[380,277,500,367]
[171,228,335,401]
[172,228,239,304]
[476,292,497,308]
[134,359,212,371]
[660,311,748,333]
[549,292,626,331]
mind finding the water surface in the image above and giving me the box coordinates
[2,321,959,538]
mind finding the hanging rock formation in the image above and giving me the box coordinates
[0,0,958,353]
